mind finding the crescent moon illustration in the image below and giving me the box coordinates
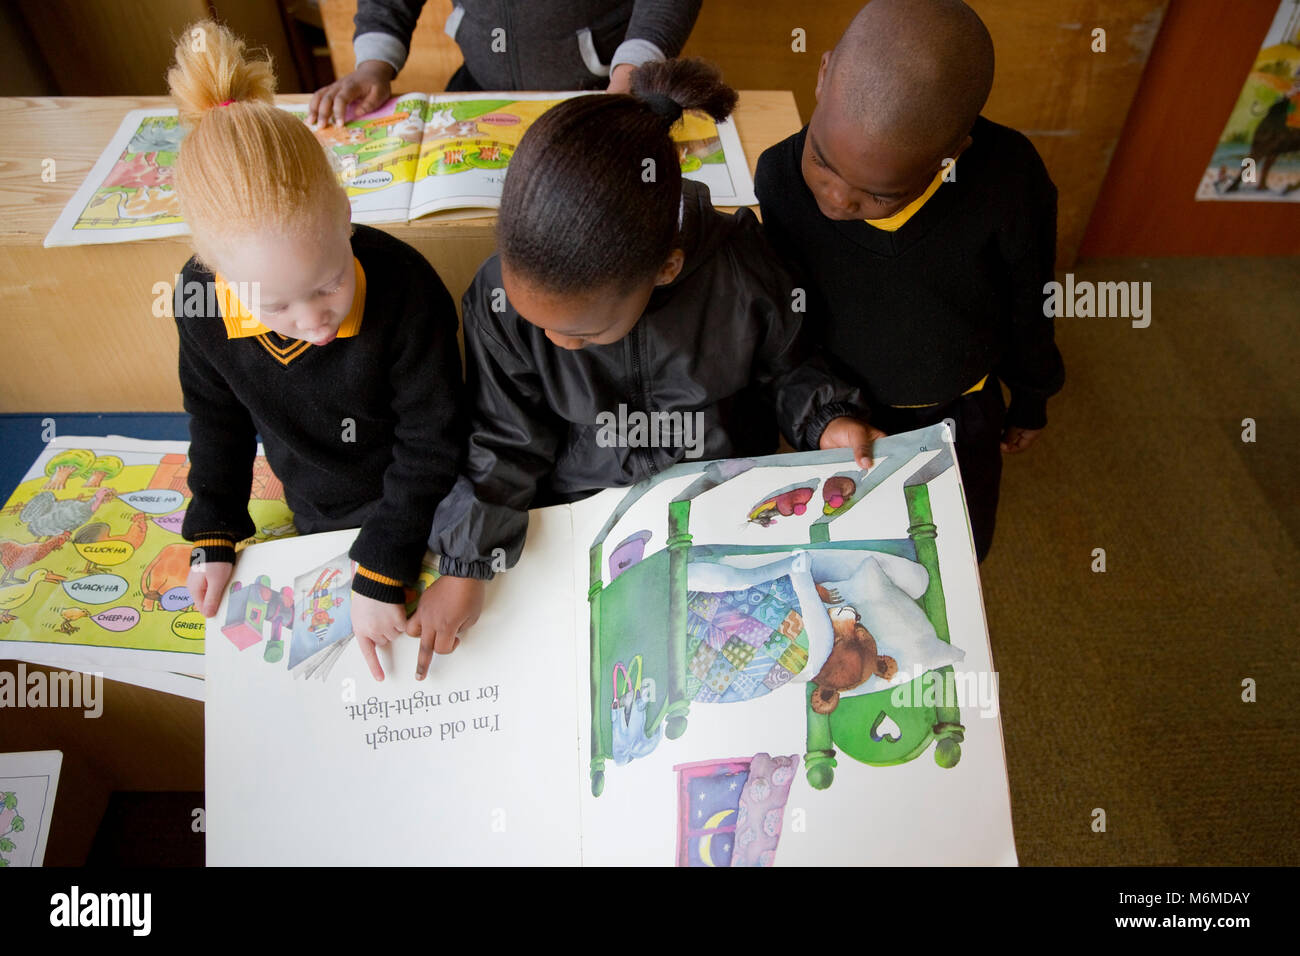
[698,809,735,867]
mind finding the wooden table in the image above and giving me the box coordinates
[0,92,800,413]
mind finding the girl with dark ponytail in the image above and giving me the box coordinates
[495,58,738,307]
[409,59,882,647]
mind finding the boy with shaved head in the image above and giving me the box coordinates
[756,0,1064,561]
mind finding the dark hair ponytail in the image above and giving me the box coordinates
[630,58,737,127]
[497,58,737,294]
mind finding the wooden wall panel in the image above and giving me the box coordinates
[12,0,303,96]
[1080,0,1300,257]
[16,0,207,96]
[0,0,58,96]
[218,0,304,92]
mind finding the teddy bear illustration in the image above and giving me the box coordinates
[808,603,898,715]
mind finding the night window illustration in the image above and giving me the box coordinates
[675,754,799,867]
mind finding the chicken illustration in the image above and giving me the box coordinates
[20,488,117,539]
[73,512,149,573]
[82,183,179,223]
[0,532,72,587]
[55,607,91,634]
[0,569,67,624]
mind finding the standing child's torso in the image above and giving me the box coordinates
[756,116,1057,408]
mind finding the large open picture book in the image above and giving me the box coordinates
[205,424,1016,866]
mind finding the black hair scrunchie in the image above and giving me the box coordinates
[636,91,684,124]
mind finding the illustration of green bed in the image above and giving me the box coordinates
[587,425,967,795]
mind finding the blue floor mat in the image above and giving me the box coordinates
[0,413,190,503]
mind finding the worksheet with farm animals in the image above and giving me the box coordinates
[0,437,292,676]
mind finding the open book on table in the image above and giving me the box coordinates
[205,424,1017,866]
[44,92,757,247]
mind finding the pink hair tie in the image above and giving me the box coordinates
[216,99,235,107]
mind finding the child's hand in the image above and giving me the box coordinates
[607,63,636,93]
[308,60,394,127]
[405,575,485,680]
[352,593,408,682]
[187,560,233,618]
[819,417,886,469]
[1000,426,1042,454]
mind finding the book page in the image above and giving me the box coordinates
[205,515,583,866]
[409,92,566,219]
[681,108,757,207]
[571,425,1016,866]
[0,750,62,867]
[1195,1,1300,202]
[43,100,430,244]
[0,436,292,675]
[43,109,190,247]
[282,95,431,224]
[408,91,756,219]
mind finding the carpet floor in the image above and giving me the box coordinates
[982,256,1299,865]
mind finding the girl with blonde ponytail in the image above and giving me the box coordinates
[168,21,466,681]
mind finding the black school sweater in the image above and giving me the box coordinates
[755,117,1064,429]
[175,224,465,603]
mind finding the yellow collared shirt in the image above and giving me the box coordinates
[863,165,947,232]
[213,256,368,341]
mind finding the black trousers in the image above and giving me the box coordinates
[867,379,1006,563]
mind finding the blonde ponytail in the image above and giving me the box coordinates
[168,20,348,264]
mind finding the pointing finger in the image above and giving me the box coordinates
[357,635,385,681]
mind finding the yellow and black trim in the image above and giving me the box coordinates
[189,534,237,566]
[887,374,990,410]
[352,564,407,604]
[254,333,313,366]
[214,257,368,367]
[864,165,947,233]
